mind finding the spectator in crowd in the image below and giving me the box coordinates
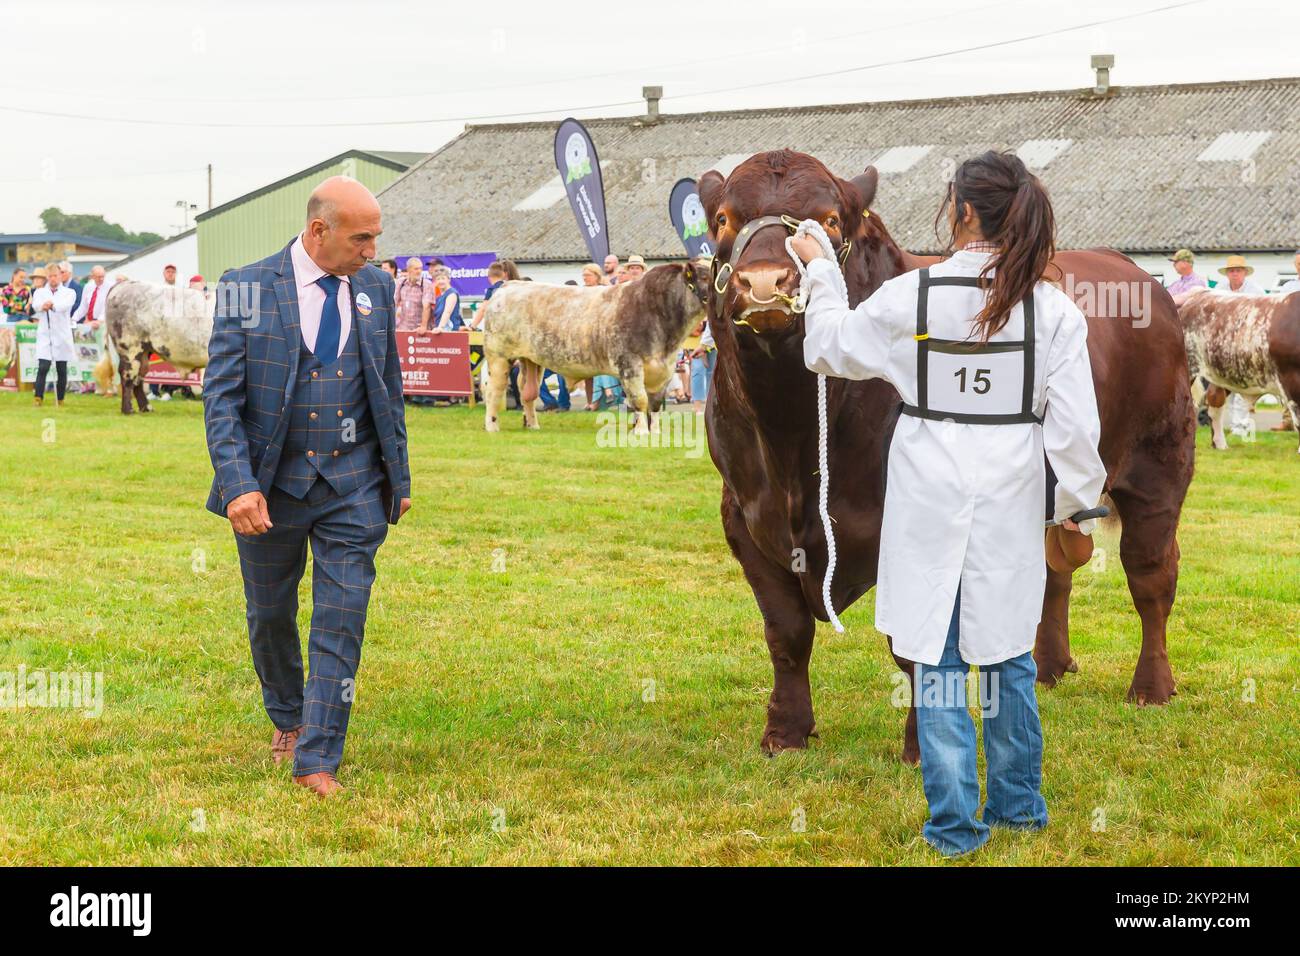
[379,259,399,287]
[1216,255,1265,295]
[1165,249,1207,305]
[427,267,462,332]
[1279,249,1300,295]
[581,263,606,286]
[1,267,31,319]
[59,260,83,315]
[162,263,179,286]
[72,265,113,329]
[539,367,570,413]
[590,374,623,410]
[690,319,716,415]
[394,256,433,331]
[624,254,647,281]
[1212,255,1268,435]
[612,264,628,285]
[466,260,508,332]
[500,259,521,281]
[602,254,619,283]
[189,274,206,291]
[30,261,76,406]
[30,267,48,295]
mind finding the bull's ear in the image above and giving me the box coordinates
[698,170,725,226]
[851,166,878,212]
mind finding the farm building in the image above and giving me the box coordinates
[0,232,141,284]
[196,149,427,280]
[376,69,1300,290]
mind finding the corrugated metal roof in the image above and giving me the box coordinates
[376,76,1300,261]
[0,232,143,253]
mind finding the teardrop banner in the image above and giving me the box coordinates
[668,178,714,259]
[554,118,610,263]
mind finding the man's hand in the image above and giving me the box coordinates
[1061,518,1080,532]
[790,233,828,265]
[398,497,412,520]
[227,491,273,536]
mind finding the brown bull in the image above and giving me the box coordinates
[698,150,1194,761]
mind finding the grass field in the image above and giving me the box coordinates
[0,390,1296,866]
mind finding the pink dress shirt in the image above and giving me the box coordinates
[289,234,351,359]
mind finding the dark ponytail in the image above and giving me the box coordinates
[935,150,1057,342]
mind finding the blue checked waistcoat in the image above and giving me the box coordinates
[272,325,378,499]
[203,241,411,522]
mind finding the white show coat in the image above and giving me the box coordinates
[30,284,77,363]
[802,250,1106,666]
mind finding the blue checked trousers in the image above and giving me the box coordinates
[235,473,388,776]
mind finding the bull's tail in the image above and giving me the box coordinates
[93,337,119,395]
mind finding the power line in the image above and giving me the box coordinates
[0,2,1205,130]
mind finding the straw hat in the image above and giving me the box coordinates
[31,267,47,278]
[1217,254,1254,276]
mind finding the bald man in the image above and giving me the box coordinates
[203,176,411,797]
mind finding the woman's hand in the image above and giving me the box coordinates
[790,234,828,265]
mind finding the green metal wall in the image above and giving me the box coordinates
[197,156,406,280]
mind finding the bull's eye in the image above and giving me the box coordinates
[716,213,727,228]
[826,215,840,230]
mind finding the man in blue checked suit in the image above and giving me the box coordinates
[204,177,411,798]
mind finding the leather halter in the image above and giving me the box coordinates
[710,214,853,302]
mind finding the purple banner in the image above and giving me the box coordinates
[554,118,610,263]
[395,252,498,297]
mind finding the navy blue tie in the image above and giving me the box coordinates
[315,274,342,362]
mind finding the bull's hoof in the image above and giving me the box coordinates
[1034,652,1078,687]
[760,723,816,755]
[485,417,499,433]
[1126,677,1176,706]
[1126,657,1176,706]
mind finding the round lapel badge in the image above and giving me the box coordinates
[355,291,373,316]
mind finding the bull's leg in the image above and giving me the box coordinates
[1275,370,1300,454]
[618,357,651,436]
[1033,565,1079,687]
[1109,434,1190,705]
[518,360,541,430]
[1205,385,1228,449]
[887,637,920,766]
[483,354,510,432]
[721,489,816,753]
[119,366,135,415]
[133,380,152,413]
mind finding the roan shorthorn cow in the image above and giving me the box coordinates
[1179,288,1300,452]
[481,261,708,433]
[103,281,214,414]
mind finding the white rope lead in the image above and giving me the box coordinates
[785,221,847,633]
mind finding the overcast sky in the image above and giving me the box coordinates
[2,0,1294,237]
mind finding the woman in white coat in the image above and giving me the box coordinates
[793,150,1107,858]
[29,260,77,406]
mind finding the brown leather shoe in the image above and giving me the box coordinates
[294,772,343,797]
[271,726,302,766]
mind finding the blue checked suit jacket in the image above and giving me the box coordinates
[203,241,411,524]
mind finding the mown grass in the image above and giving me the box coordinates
[0,391,1295,865]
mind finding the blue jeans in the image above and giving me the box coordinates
[914,590,1048,857]
[540,370,569,410]
[690,348,716,403]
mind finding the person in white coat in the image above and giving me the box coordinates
[794,150,1106,858]
[29,260,78,406]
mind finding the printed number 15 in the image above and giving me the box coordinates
[954,367,991,394]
